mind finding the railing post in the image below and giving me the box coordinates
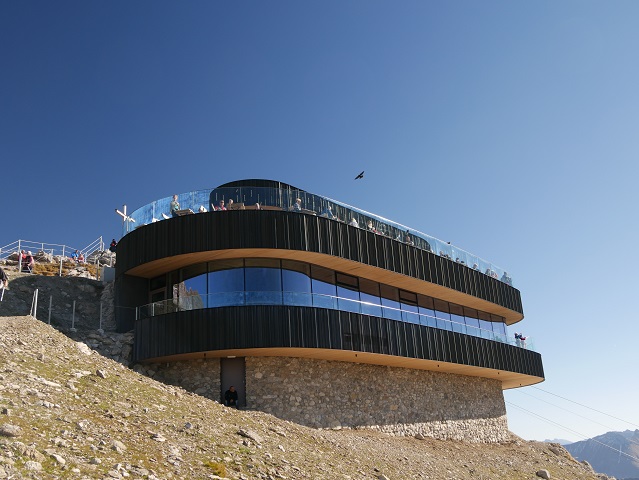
[70,300,76,331]
[31,289,39,319]
[98,302,103,333]
[59,246,65,277]
[18,240,22,272]
[48,296,53,325]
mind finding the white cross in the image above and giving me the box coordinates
[115,205,136,225]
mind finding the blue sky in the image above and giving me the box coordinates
[2,1,638,442]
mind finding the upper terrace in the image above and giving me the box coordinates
[122,179,514,286]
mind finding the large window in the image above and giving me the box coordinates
[209,259,245,307]
[180,264,207,310]
[282,260,312,306]
[245,259,282,305]
[336,273,360,314]
[311,265,337,310]
[146,258,510,343]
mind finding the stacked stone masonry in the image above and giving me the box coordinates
[144,356,508,443]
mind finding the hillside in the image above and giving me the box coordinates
[566,431,639,480]
[0,316,615,479]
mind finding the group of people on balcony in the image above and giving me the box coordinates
[166,193,512,285]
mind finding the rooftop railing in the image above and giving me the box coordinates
[135,290,533,351]
[122,185,514,286]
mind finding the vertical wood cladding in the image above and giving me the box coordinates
[133,306,544,380]
[116,211,523,314]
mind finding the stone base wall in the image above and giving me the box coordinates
[132,355,509,443]
[245,357,508,443]
[140,359,221,400]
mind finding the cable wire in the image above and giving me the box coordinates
[511,389,618,431]
[531,386,639,429]
[506,401,639,462]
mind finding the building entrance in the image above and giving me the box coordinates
[220,357,246,408]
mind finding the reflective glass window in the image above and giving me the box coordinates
[450,304,466,333]
[417,295,437,327]
[337,285,360,313]
[282,261,311,307]
[493,322,507,340]
[433,299,452,330]
[380,285,401,321]
[463,307,478,320]
[208,259,244,306]
[180,264,207,310]
[336,273,360,313]
[311,265,337,309]
[464,308,480,336]
[399,291,419,324]
[360,279,382,317]
[245,260,282,305]
[479,319,494,339]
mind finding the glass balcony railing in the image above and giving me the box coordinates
[135,291,534,351]
[122,185,514,286]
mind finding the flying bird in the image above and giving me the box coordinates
[354,171,365,180]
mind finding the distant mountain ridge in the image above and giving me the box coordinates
[565,429,639,480]
[544,438,574,446]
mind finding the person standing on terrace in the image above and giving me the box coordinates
[290,198,302,212]
[170,194,180,217]
[216,200,227,211]
[321,205,335,219]
[404,230,414,246]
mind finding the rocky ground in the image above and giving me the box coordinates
[0,315,614,480]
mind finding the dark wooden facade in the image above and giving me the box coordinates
[134,305,544,385]
[116,210,523,328]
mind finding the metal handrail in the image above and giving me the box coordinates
[122,185,514,286]
[135,290,534,350]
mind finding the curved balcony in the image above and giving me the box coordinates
[136,291,534,351]
[121,180,514,286]
[133,305,544,388]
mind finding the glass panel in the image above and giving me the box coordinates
[208,260,244,307]
[337,285,360,313]
[311,279,337,310]
[433,299,451,330]
[418,305,437,328]
[282,262,312,307]
[179,264,207,310]
[380,285,401,321]
[449,304,466,333]
[360,279,381,317]
[245,266,282,305]
[401,302,419,324]
[479,319,494,339]
[336,272,358,289]
[493,322,507,342]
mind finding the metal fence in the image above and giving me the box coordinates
[0,237,111,279]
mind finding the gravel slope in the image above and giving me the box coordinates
[0,316,612,480]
